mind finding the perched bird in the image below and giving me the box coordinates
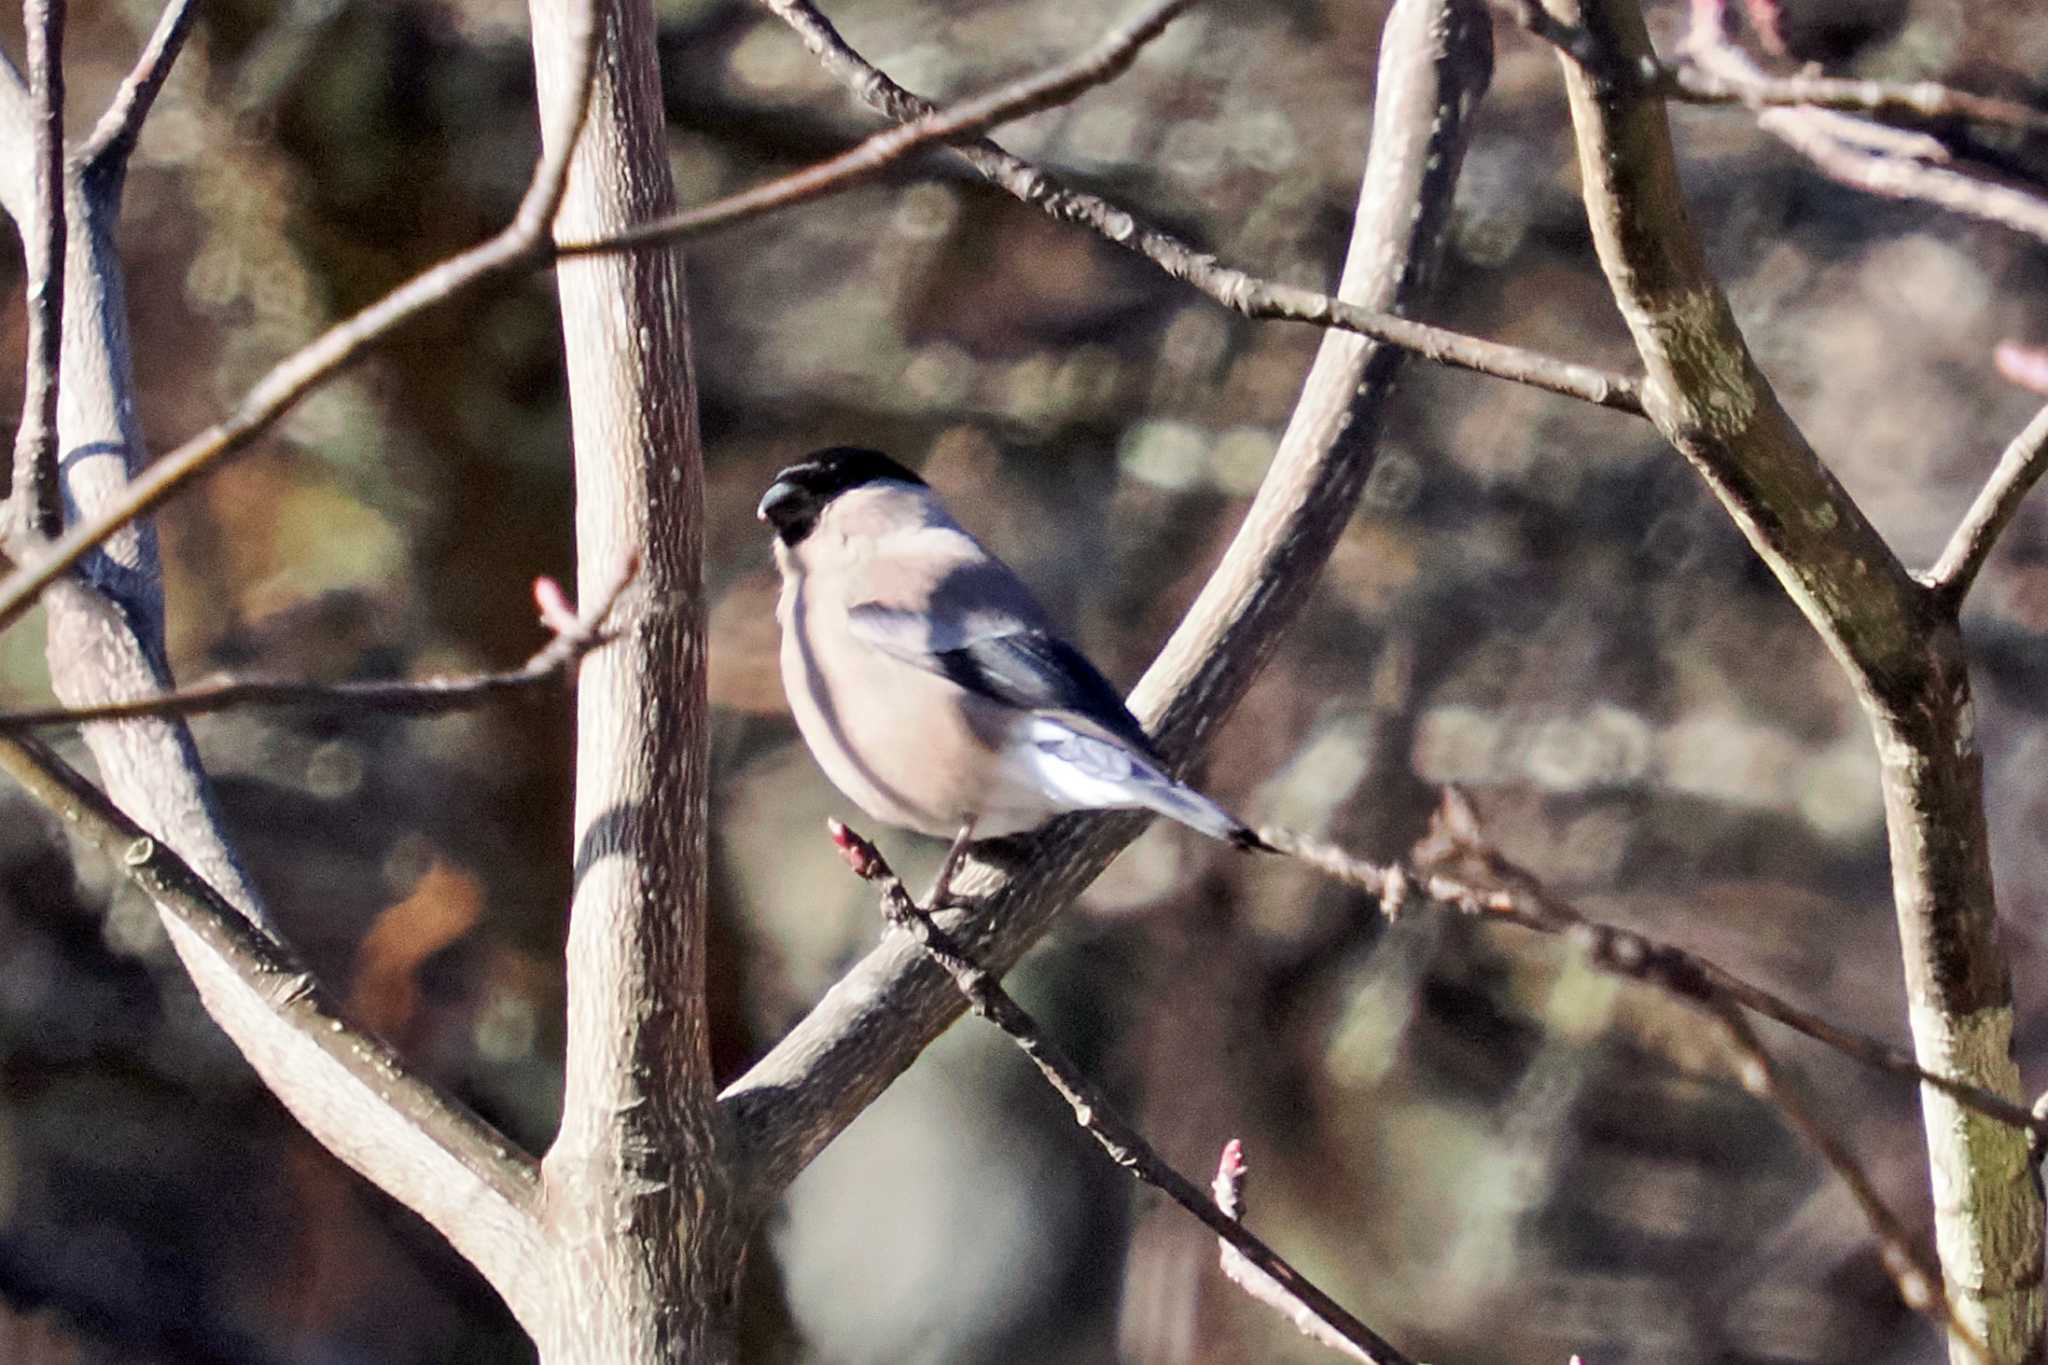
[757,446,1268,873]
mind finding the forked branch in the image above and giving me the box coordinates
[0,0,604,635]
[1926,403,2048,602]
[80,0,201,172]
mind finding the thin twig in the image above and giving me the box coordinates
[1670,27,2048,250]
[1497,0,2048,135]
[1213,1141,1372,1362]
[1707,999,1976,1359]
[1663,63,2048,135]
[826,819,1416,1365]
[79,0,200,172]
[1760,107,2048,247]
[1266,797,1983,1352]
[0,557,635,729]
[1925,403,2048,602]
[560,0,1195,257]
[0,0,605,639]
[13,0,65,539]
[746,0,1641,413]
[1261,818,2048,1143]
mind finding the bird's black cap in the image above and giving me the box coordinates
[757,447,927,545]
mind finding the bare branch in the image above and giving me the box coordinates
[749,0,1641,413]
[12,0,65,537]
[1213,1141,1373,1363]
[1667,36,2048,249]
[829,821,1413,1365]
[1498,0,2048,136]
[0,0,606,1337]
[560,0,1196,257]
[1925,404,2048,602]
[1707,1001,1982,1361]
[0,560,635,729]
[1663,62,2048,134]
[1760,107,2048,247]
[1267,802,1980,1353]
[1265,818,2048,1142]
[1544,0,2042,1352]
[0,732,550,1311]
[79,0,200,173]
[724,0,1494,1201]
[0,0,605,639]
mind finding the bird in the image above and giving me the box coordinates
[757,445,1268,896]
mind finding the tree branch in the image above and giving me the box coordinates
[0,0,603,638]
[559,0,1196,257]
[1759,105,2048,248]
[1926,403,2048,602]
[0,563,634,729]
[1272,795,1979,1354]
[1543,1,2043,1356]
[0,0,604,1339]
[1497,0,2048,136]
[0,0,1631,648]
[748,0,1640,413]
[1663,62,2048,134]
[11,0,64,537]
[1212,1141,1374,1363]
[0,732,551,1313]
[523,0,739,1352]
[79,0,199,174]
[829,821,1415,1365]
[723,0,1493,1201]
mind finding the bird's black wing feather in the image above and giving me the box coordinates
[931,631,1161,759]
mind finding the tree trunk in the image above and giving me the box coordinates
[526,0,739,1357]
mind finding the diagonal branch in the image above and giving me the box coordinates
[79,0,200,174]
[0,562,634,729]
[722,0,1494,1202]
[560,0,1195,257]
[1759,106,2048,248]
[1706,1001,1977,1358]
[0,0,603,1337]
[830,821,1415,1365]
[1212,1141,1374,1363]
[1271,798,1977,1352]
[12,0,64,537]
[0,0,603,639]
[0,732,550,1310]
[748,0,1640,413]
[1926,403,2048,602]
[1498,0,2048,135]
[0,0,1179,642]
[1272,812,2048,1136]
[1663,62,2048,134]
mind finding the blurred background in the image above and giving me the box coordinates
[0,0,2046,1360]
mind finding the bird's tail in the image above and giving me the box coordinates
[1131,770,1272,852]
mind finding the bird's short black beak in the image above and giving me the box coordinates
[756,479,800,524]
